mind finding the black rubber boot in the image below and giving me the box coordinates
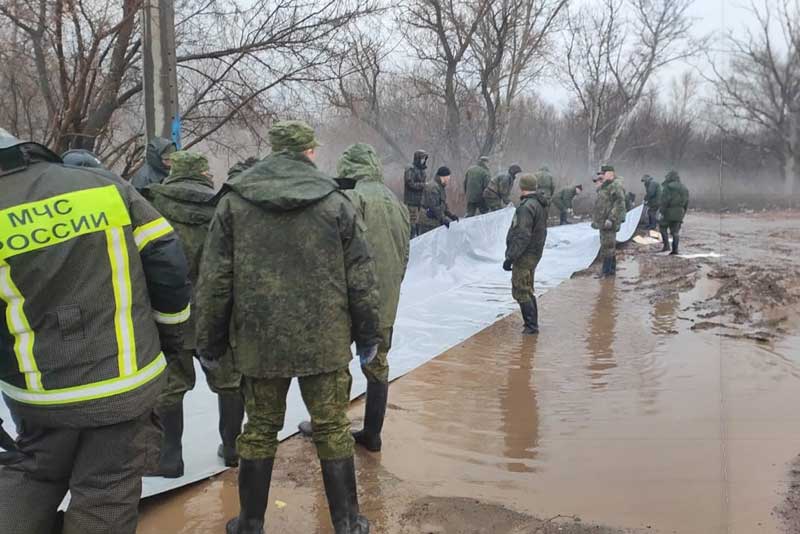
[321,458,370,534]
[598,257,611,277]
[519,300,538,335]
[226,458,273,534]
[609,256,617,275]
[670,234,680,255]
[148,402,184,478]
[217,393,245,467]
[660,227,670,252]
[353,381,389,452]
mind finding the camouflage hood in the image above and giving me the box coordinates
[337,143,383,183]
[145,136,176,175]
[226,150,338,211]
[664,171,681,184]
[147,177,216,226]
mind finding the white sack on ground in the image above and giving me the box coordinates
[0,205,643,498]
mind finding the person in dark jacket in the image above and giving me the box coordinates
[553,184,583,225]
[503,173,548,335]
[642,174,661,230]
[130,136,177,190]
[404,150,428,237]
[464,156,491,217]
[420,166,459,234]
[62,149,125,184]
[0,128,191,534]
[658,170,690,254]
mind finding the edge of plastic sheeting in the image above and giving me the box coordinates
[0,204,643,500]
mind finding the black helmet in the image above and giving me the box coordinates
[62,149,104,169]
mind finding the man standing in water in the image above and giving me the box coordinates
[503,173,549,335]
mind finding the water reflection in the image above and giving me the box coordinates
[500,333,540,473]
[585,279,618,390]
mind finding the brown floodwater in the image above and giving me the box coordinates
[138,212,800,534]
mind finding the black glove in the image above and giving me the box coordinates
[451,215,460,222]
[426,208,437,219]
[502,259,513,272]
[443,218,451,229]
[0,420,24,466]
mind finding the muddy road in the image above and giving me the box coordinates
[138,211,800,534]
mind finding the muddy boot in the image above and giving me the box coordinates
[148,402,184,478]
[226,458,273,534]
[608,256,617,276]
[598,257,611,277]
[297,420,313,437]
[670,235,680,255]
[217,393,245,467]
[659,227,670,252]
[520,300,539,335]
[321,458,370,534]
[352,381,389,452]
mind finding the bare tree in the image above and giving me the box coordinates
[710,0,800,195]
[470,0,568,158]
[563,0,697,172]
[400,0,491,161]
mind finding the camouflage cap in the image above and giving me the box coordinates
[169,150,209,176]
[479,156,490,163]
[269,120,321,153]
[600,164,615,172]
[665,170,679,180]
[518,173,538,191]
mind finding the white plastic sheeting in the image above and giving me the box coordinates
[0,205,643,498]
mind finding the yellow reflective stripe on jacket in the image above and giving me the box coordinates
[0,185,131,260]
[106,227,138,376]
[153,304,191,325]
[0,353,166,406]
[0,261,43,391]
[133,217,173,251]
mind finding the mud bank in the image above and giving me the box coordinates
[138,211,800,534]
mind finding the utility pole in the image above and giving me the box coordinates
[142,0,181,147]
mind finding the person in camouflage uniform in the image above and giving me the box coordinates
[642,174,661,230]
[195,121,380,534]
[145,151,244,476]
[464,156,491,217]
[503,174,548,335]
[658,170,690,255]
[534,165,555,203]
[404,150,428,237]
[484,164,522,211]
[298,144,410,452]
[591,165,627,277]
[553,184,583,225]
[227,157,260,181]
[420,166,459,234]
[131,136,177,191]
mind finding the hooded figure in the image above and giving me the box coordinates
[404,149,428,237]
[642,174,662,230]
[298,143,410,452]
[131,136,177,190]
[195,120,379,534]
[658,170,689,254]
[145,151,245,475]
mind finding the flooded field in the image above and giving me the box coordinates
[138,211,800,534]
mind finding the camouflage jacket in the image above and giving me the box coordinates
[659,174,689,224]
[553,187,578,211]
[505,192,548,262]
[592,178,627,231]
[403,165,427,207]
[338,144,411,328]
[147,171,216,349]
[643,178,661,208]
[195,151,381,378]
[483,172,515,206]
[534,169,555,201]
[464,162,491,204]
[422,176,456,224]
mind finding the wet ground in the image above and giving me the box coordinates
[138,211,800,534]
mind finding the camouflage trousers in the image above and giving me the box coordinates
[659,221,682,238]
[646,206,659,229]
[158,349,242,407]
[599,229,616,261]
[511,254,541,304]
[237,368,354,461]
[0,411,160,534]
[466,201,488,217]
[484,197,504,212]
[407,205,422,237]
[362,327,392,384]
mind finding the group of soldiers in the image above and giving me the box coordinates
[0,120,691,534]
